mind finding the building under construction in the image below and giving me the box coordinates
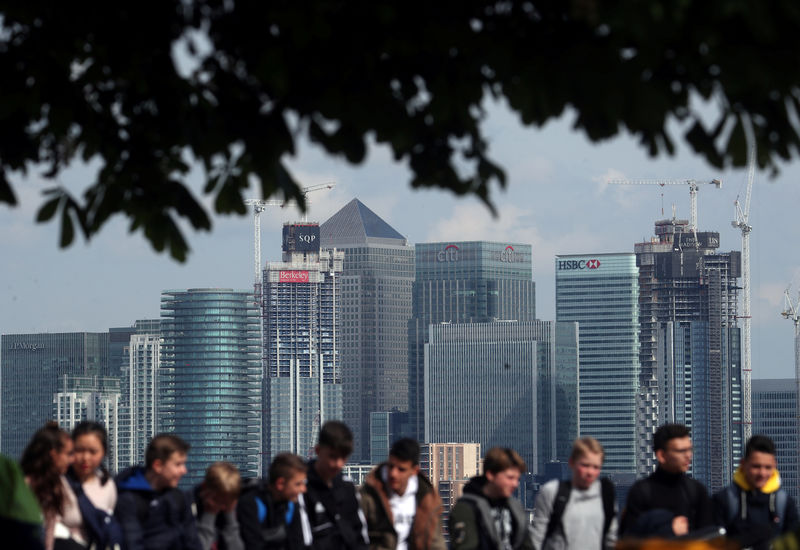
[635,218,742,492]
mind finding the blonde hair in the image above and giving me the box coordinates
[569,436,604,462]
[204,462,241,499]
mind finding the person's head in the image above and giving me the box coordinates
[269,453,308,503]
[145,433,190,490]
[483,447,525,499]
[741,435,778,491]
[314,420,352,483]
[202,462,241,511]
[20,421,73,514]
[653,423,692,474]
[568,436,604,490]
[71,421,108,483]
[387,438,421,495]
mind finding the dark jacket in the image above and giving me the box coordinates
[114,466,202,550]
[621,467,713,537]
[236,479,309,550]
[303,460,368,550]
[359,464,445,550]
[190,484,244,550]
[449,475,533,550]
[712,468,799,550]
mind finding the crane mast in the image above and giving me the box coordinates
[781,288,800,462]
[732,145,755,440]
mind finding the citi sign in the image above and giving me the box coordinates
[496,245,525,263]
[557,259,601,270]
[437,244,460,262]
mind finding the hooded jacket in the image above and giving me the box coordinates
[359,463,445,550]
[303,460,368,550]
[114,466,202,550]
[712,467,799,550]
[449,475,533,550]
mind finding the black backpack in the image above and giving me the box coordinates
[65,475,125,550]
[544,478,616,549]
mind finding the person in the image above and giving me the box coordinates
[21,421,84,550]
[66,421,123,549]
[621,423,713,538]
[115,433,201,550]
[304,420,369,550]
[0,453,45,550]
[360,438,445,550]
[449,447,534,550]
[531,436,617,550]
[191,461,244,550]
[237,452,312,549]
[712,435,799,549]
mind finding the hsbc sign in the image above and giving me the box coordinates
[557,259,601,270]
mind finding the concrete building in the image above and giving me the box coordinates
[54,374,121,472]
[160,289,261,486]
[634,219,742,491]
[424,320,578,473]
[1,332,108,458]
[263,223,344,464]
[409,242,536,440]
[321,199,415,461]
[555,253,640,475]
[752,379,799,504]
[422,442,482,532]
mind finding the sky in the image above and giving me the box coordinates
[2,99,800,381]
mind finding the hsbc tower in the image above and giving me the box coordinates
[555,253,640,475]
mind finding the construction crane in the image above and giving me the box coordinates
[732,144,755,440]
[781,287,800,459]
[608,178,722,231]
[244,182,336,303]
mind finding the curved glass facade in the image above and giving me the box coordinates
[160,289,261,486]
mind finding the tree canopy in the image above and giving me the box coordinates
[2,1,800,260]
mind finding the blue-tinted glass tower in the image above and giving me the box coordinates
[159,289,261,486]
[555,253,640,475]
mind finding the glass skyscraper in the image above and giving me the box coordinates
[753,379,799,506]
[424,320,578,473]
[1,332,108,458]
[320,199,415,461]
[159,289,261,486]
[555,253,640,474]
[409,241,536,439]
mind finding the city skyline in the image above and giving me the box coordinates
[2,102,800,382]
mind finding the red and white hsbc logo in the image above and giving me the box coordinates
[557,259,601,270]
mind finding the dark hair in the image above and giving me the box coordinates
[653,423,691,452]
[20,421,71,515]
[269,453,307,485]
[71,420,111,484]
[484,447,526,475]
[145,433,190,470]
[745,435,776,458]
[389,438,420,465]
[317,421,353,457]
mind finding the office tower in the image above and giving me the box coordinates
[108,326,136,378]
[409,242,536,439]
[555,253,640,475]
[635,219,742,491]
[53,375,121,472]
[117,320,161,469]
[321,199,415,461]
[1,332,108,458]
[160,289,261,486]
[752,379,799,504]
[263,223,344,464]
[424,320,577,473]
[369,410,412,464]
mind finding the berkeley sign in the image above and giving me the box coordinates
[557,259,601,270]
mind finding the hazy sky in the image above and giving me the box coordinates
[2,99,800,380]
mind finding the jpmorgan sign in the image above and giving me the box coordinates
[7,342,44,351]
[557,258,601,270]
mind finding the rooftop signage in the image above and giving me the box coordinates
[557,258,601,270]
[279,270,310,283]
[7,342,45,351]
[494,245,527,263]
[437,244,460,262]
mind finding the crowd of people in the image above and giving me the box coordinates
[2,419,798,550]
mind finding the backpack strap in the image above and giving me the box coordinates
[600,477,616,542]
[459,494,500,546]
[544,480,572,541]
[771,489,788,531]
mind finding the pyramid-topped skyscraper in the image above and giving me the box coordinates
[321,199,414,461]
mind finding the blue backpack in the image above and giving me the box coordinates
[66,475,124,550]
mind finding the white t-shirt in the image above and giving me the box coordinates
[383,466,418,550]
